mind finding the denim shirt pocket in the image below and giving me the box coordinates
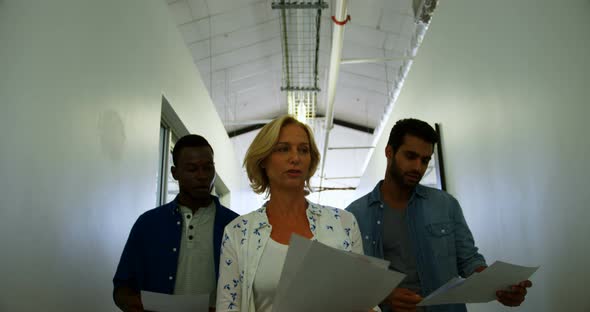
[425,221,456,257]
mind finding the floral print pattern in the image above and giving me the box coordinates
[215,201,363,311]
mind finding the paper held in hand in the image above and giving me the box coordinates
[140,291,210,312]
[418,261,539,306]
[271,234,406,312]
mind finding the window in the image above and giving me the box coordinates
[156,119,179,206]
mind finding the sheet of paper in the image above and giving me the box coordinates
[140,291,209,312]
[418,261,539,306]
[272,234,406,312]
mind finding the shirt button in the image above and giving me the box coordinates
[176,221,180,225]
[189,235,194,240]
[186,215,191,219]
[441,229,446,233]
[372,241,376,245]
[189,225,194,230]
[365,235,369,240]
[380,204,383,208]
[377,220,381,225]
[172,248,177,252]
[169,276,173,280]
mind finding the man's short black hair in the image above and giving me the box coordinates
[387,118,439,152]
[172,134,213,166]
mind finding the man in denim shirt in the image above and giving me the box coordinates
[346,119,532,312]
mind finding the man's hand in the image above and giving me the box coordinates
[496,280,533,307]
[114,286,144,312]
[385,287,422,312]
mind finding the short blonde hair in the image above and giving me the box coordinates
[244,115,320,195]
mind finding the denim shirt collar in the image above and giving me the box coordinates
[368,180,429,207]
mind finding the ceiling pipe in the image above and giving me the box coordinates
[318,0,349,197]
[341,56,414,65]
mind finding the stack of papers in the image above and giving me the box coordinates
[140,291,209,312]
[272,234,406,312]
[418,261,539,306]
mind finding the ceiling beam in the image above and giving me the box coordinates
[228,124,265,138]
[226,116,374,138]
[333,118,374,134]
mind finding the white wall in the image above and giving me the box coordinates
[357,0,590,311]
[0,0,255,310]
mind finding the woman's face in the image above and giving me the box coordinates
[263,123,312,192]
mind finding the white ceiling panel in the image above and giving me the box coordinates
[378,11,407,34]
[186,0,209,20]
[169,0,194,25]
[344,24,388,49]
[347,1,383,29]
[209,1,273,37]
[179,18,210,44]
[227,54,282,81]
[381,0,414,14]
[195,58,211,82]
[205,0,262,16]
[211,19,280,55]
[338,71,389,95]
[210,37,282,72]
[319,15,335,37]
[342,41,395,59]
[231,72,275,94]
[401,13,420,35]
[188,39,210,61]
[340,62,399,82]
[383,33,411,54]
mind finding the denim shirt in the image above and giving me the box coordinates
[113,196,239,295]
[346,181,487,312]
[216,201,364,312]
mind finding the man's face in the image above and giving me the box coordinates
[171,146,215,202]
[386,134,434,188]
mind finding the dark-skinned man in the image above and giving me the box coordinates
[347,119,532,312]
[113,134,239,312]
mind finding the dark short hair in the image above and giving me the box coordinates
[172,134,213,166]
[387,118,439,152]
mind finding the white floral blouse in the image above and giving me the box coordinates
[215,201,364,312]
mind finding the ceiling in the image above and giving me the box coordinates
[165,0,433,191]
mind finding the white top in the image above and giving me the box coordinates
[216,201,364,312]
[174,202,216,306]
[253,239,289,312]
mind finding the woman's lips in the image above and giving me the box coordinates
[286,170,302,177]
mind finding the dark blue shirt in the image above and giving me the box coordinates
[346,182,487,312]
[113,196,239,294]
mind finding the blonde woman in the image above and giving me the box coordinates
[216,115,377,312]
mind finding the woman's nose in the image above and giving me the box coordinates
[288,150,301,163]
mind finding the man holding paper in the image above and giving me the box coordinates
[346,119,532,312]
[113,135,239,311]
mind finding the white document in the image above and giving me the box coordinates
[418,261,539,306]
[272,234,406,312]
[140,291,209,312]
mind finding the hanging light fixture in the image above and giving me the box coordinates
[273,0,326,122]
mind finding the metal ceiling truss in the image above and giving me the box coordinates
[273,0,328,123]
